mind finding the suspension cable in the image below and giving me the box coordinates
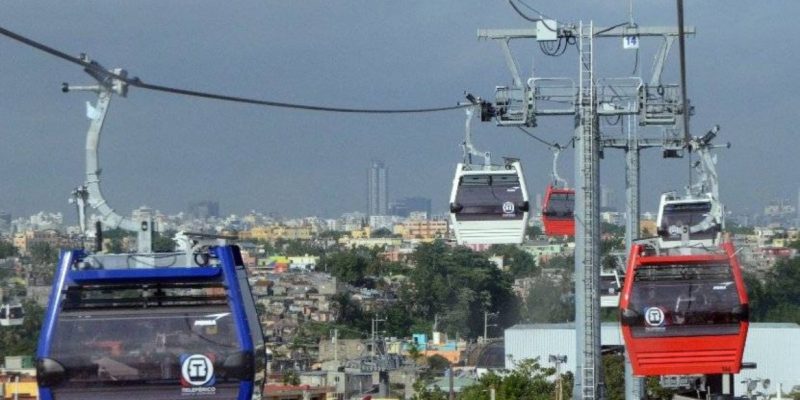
[0,25,469,114]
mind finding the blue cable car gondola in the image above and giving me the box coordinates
[36,245,265,400]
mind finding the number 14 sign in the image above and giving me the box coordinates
[623,35,639,49]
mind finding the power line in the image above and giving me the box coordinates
[516,0,557,22]
[0,25,469,115]
[516,126,573,150]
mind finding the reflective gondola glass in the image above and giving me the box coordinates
[542,185,575,237]
[619,241,749,376]
[656,195,721,248]
[449,161,529,244]
[36,246,264,400]
[599,269,622,308]
[0,303,24,326]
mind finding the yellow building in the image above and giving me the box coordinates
[349,227,371,239]
[0,377,38,400]
[397,220,448,241]
[240,225,314,241]
[339,237,402,248]
[13,229,79,255]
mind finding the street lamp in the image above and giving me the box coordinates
[549,355,567,400]
[483,311,498,344]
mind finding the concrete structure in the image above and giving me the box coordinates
[505,323,800,396]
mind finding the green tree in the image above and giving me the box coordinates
[601,222,625,237]
[727,223,755,235]
[331,293,371,334]
[603,353,625,400]
[384,301,416,338]
[459,358,562,400]
[27,242,58,283]
[752,257,800,323]
[541,254,574,270]
[0,300,44,360]
[153,230,176,252]
[328,249,369,285]
[645,376,678,400]
[601,237,624,257]
[281,370,300,385]
[523,274,573,323]
[0,241,18,259]
[426,354,451,377]
[490,244,538,278]
[103,228,133,240]
[282,239,324,257]
[29,242,57,265]
[108,238,126,253]
[412,379,448,400]
[407,342,422,364]
[526,225,543,239]
[317,230,345,240]
[409,241,520,338]
[371,227,395,238]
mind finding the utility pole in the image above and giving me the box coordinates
[550,355,568,400]
[331,328,339,362]
[371,317,386,358]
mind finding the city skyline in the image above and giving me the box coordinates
[1,2,799,221]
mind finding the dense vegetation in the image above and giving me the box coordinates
[746,249,800,323]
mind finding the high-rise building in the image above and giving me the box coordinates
[189,200,220,220]
[367,160,388,217]
[389,196,432,218]
[600,184,616,211]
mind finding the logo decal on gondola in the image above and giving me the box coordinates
[644,307,665,327]
[181,354,216,395]
[502,201,515,214]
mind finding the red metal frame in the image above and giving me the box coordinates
[619,241,749,376]
[542,185,575,237]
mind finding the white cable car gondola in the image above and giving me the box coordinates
[656,192,721,249]
[449,160,530,245]
[448,104,530,245]
[0,303,24,327]
[655,126,727,250]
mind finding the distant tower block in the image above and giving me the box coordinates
[189,200,220,219]
[600,185,614,210]
[367,160,389,217]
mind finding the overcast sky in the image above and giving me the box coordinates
[1,1,797,221]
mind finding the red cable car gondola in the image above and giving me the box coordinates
[619,240,749,376]
[542,184,575,237]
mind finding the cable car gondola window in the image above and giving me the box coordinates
[47,307,246,394]
[660,202,717,240]
[623,263,744,338]
[454,175,526,221]
[9,305,23,319]
[544,192,574,217]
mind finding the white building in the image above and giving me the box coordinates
[505,323,800,396]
